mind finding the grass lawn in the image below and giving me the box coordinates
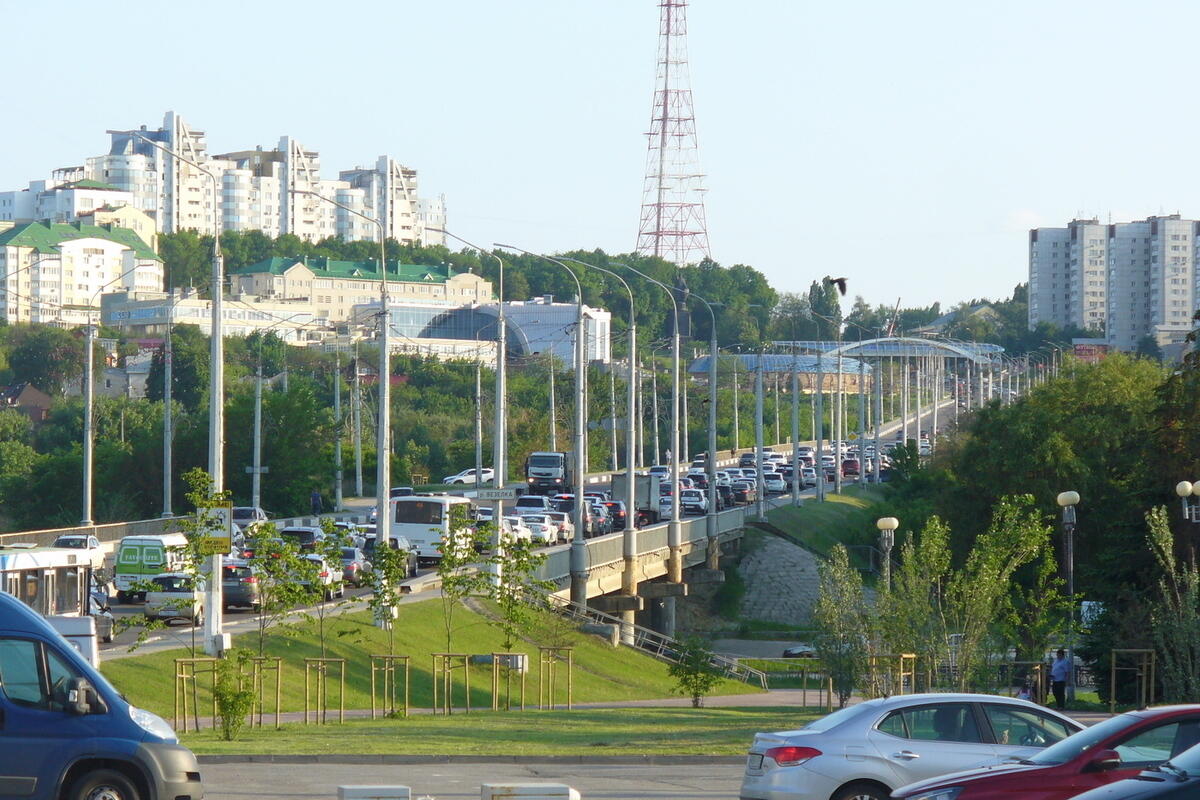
[180,706,819,756]
[102,598,763,720]
[766,485,888,564]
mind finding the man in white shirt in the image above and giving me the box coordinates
[1050,648,1071,710]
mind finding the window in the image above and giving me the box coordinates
[890,704,983,743]
[1115,720,1200,768]
[984,705,1071,747]
[0,638,81,711]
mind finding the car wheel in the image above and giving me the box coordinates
[832,782,889,800]
[67,768,141,800]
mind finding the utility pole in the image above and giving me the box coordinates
[651,364,661,465]
[353,344,363,497]
[857,358,866,485]
[333,348,343,511]
[815,354,825,502]
[755,349,766,520]
[548,352,557,451]
[609,368,619,471]
[474,361,483,491]
[162,312,173,517]
[732,355,740,452]
[250,348,266,509]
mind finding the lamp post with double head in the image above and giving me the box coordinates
[496,245,589,605]
[1057,490,1080,702]
[1176,481,1200,522]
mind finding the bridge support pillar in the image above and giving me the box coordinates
[620,556,638,646]
[667,546,683,583]
[650,597,676,639]
[706,535,720,570]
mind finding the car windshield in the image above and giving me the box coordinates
[341,548,358,560]
[152,575,191,592]
[54,537,85,548]
[529,455,562,468]
[1164,739,1200,773]
[232,508,255,521]
[803,703,871,733]
[223,565,251,580]
[1027,714,1139,765]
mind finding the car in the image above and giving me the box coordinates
[362,535,417,578]
[732,480,757,504]
[800,466,818,486]
[332,520,366,548]
[442,468,495,485]
[389,486,415,497]
[545,510,575,541]
[500,515,533,544]
[740,693,1083,800]
[716,483,735,508]
[894,705,1200,800]
[648,465,671,478]
[689,473,710,490]
[514,495,553,514]
[658,494,674,519]
[680,488,709,515]
[763,472,787,494]
[300,554,344,600]
[52,534,106,570]
[144,572,205,625]
[602,500,629,530]
[587,503,612,536]
[339,546,371,586]
[232,505,270,533]
[1067,736,1200,799]
[88,593,115,643]
[739,452,758,468]
[280,525,325,552]
[715,470,733,487]
[518,513,557,545]
[583,491,610,503]
[220,558,261,610]
[842,458,861,477]
[781,644,816,658]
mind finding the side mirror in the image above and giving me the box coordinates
[1084,749,1121,772]
[66,677,107,715]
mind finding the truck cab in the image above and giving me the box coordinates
[0,592,204,800]
[524,451,572,496]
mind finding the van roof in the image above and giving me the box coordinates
[0,591,57,635]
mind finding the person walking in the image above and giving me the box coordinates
[310,489,322,517]
[1050,648,1070,710]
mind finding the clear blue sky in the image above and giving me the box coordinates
[3,0,1199,310]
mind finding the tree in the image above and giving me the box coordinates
[367,535,413,654]
[1145,505,1200,702]
[491,534,552,651]
[1135,335,1164,362]
[668,636,722,707]
[435,504,492,652]
[0,408,31,443]
[879,518,952,684]
[146,324,210,410]
[813,544,869,707]
[245,525,309,656]
[7,324,84,395]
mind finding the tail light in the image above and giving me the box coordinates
[319,570,329,578]
[764,746,822,766]
[242,576,257,584]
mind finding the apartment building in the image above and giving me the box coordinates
[1029,214,1198,353]
[0,179,134,225]
[230,256,495,325]
[101,288,320,343]
[0,221,162,326]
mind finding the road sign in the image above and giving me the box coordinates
[477,488,518,501]
[198,504,233,555]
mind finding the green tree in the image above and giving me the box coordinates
[668,636,723,708]
[1145,505,1200,702]
[367,535,413,655]
[7,324,84,395]
[813,544,869,707]
[879,518,953,683]
[435,504,492,652]
[491,535,552,651]
[0,408,32,443]
[245,526,309,656]
[146,324,210,410]
[1135,335,1164,362]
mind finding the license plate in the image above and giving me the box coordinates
[747,754,764,770]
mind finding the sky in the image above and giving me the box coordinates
[4,0,1200,310]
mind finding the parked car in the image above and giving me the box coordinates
[221,559,261,611]
[442,467,495,485]
[1067,736,1200,799]
[894,705,1200,800]
[51,534,105,570]
[781,644,816,658]
[740,693,1083,800]
[144,573,205,625]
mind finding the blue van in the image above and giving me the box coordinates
[0,592,204,800]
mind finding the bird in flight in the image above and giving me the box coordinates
[824,276,848,296]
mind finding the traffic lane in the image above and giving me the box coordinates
[198,760,741,800]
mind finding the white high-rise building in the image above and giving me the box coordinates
[1030,214,1199,353]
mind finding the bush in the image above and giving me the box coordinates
[213,651,255,741]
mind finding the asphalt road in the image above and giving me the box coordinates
[198,760,743,800]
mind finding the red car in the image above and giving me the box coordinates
[894,706,1200,800]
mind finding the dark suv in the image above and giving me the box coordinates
[221,559,260,611]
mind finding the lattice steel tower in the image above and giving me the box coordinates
[636,0,711,265]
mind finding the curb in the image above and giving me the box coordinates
[196,754,745,765]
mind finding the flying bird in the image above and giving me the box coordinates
[824,276,848,296]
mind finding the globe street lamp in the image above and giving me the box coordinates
[1176,481,1200,522]
[876,516,899,591]
[1057,490,1080,702]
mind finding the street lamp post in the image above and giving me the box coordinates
[876,516,898,591]
[1175,481,1200,522]
[1057,490,1080,702]
[686,293,720,560]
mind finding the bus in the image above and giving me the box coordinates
[0,545,93,616]
[389,494,473,565]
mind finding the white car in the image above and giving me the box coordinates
[232,506,269,533]
[300,554,344,601]
[679,488,708,515]
[443,467,495,485]
[144,573,205,625]
[714,470,733,487]
[52,534,105,570]
[518,514,557,545]
[514,495,553,514]
[501,515,533,544]
[544,511,574,542]
[800,467,818,487]
[763,473,787,494]
[740,693,1082,800]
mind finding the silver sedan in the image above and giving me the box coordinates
[739,693,1082,800]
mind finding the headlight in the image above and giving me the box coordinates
[130,705,177,742]
[909,788,963,800]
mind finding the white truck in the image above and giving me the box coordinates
[524,451,574,496]
[610,473,664,528]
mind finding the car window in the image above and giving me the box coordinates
[984,705,1071,747]
[878,711,908,738]
[901,703,983,743]
[1115,721,1200,767]
[0,639,44,707]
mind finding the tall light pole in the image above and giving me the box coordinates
[291,189,388,560]
[687,293,720,559]
[755,347,766,521]
[162,302,174,517]
[876,516,898,591]
[1176,480,1200,523]
[121,129,226,655]
[497,245,589,604]
[1057,490,1080,702]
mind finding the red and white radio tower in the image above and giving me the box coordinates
[636,0,711,266]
